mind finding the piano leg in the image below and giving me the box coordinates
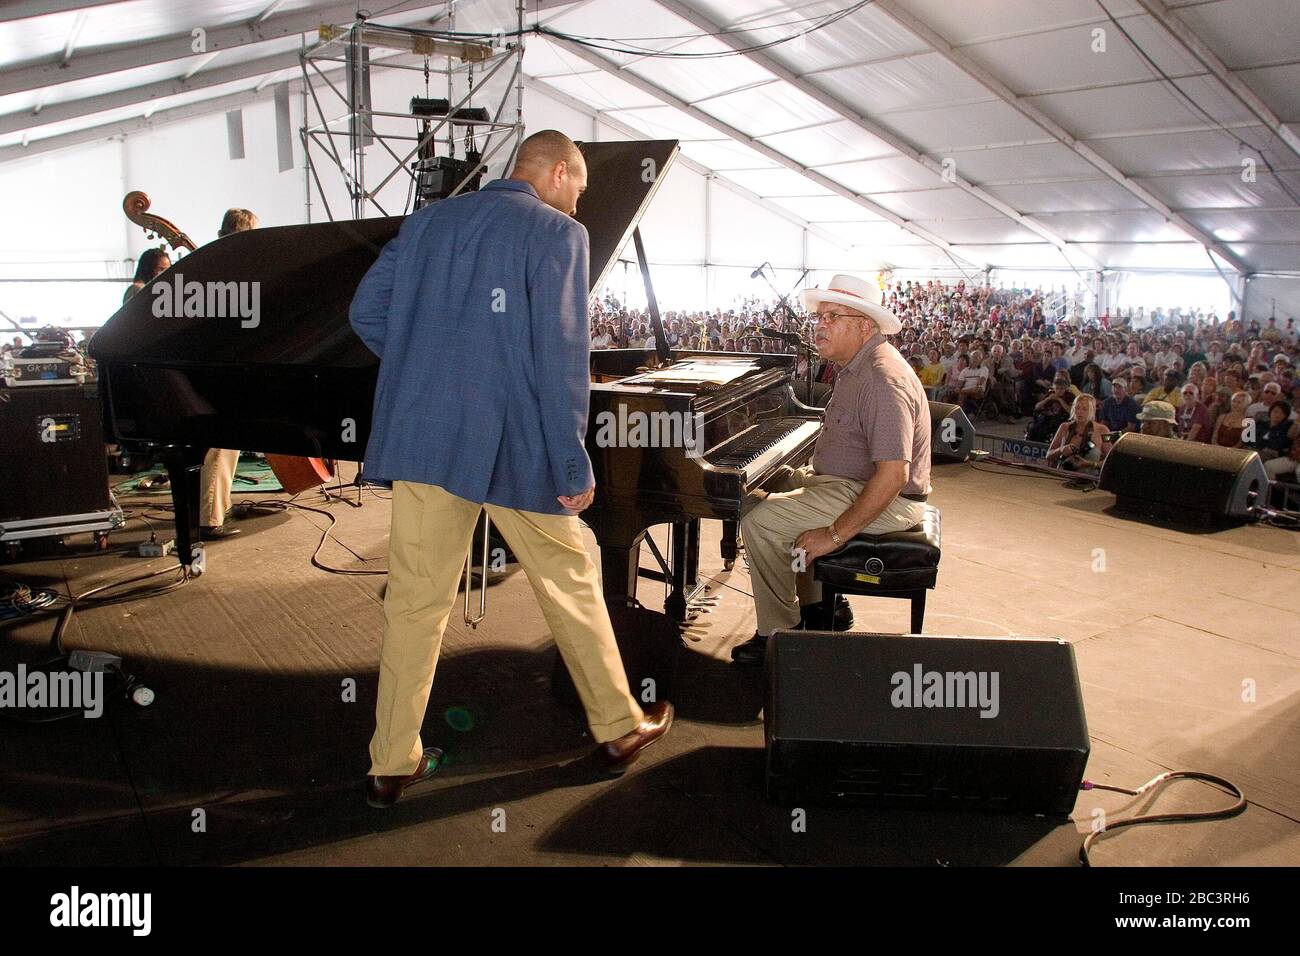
[163,446,203,570]
[599,533,643,607]
[685,518,700,587]
[667,520,701,622]
[720,519,738,571]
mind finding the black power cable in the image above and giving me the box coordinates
[382,1,877,61]
[1,563,185,722]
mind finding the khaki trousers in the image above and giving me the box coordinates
[369,480,644,776]
[740,466,927,637]
[200,448,241,527]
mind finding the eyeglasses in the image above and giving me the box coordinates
[810,311,863,325]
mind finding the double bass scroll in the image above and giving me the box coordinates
[122,190,197,254]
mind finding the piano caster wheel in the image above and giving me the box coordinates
[723,559,735,571]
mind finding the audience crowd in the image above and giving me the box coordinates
[590,280,1300,482]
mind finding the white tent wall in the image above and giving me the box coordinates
[1104,270,1234,323]
[804,234,877,276]
[1245,276,1300,326]
[0,68,863,325]
[0,139,131,329]
[122,96,307,250]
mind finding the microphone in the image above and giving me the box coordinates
[760,326,803,345]
[750,261,771,280]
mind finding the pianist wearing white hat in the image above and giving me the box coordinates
[731,273,931,664]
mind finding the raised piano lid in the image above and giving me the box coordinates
[575,139,680,299]
[88,140,681,454]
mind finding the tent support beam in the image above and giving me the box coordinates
[522,74,850,251]
[648,0,1099,269]
[0,50,306,137]
[870,0,1251,274]
[545,36,982,269]
[1134,0,1300,165]
[0,0,440,97]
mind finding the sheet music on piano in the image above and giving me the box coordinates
[627,358,762,389]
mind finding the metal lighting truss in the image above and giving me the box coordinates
[299,3,526,220]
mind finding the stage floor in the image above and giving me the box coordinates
[2,460,1298,867]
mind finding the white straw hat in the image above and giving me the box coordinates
[798,273,902,334]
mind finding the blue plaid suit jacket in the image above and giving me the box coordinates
[349,178,594,515]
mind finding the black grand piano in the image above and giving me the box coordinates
[91,139,821,622]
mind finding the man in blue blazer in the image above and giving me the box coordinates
[350,130,673,807]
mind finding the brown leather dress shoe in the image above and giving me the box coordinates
[598,702,674,775]
[366,746,444,808]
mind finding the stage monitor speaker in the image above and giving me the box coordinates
[930,401,973,462]
[0,383,112,522]
[1098,432,1267,524]
[765,631,1089,815]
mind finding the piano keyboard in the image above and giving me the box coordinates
[706,417,820,482]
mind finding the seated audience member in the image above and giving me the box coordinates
[957,348,989,413]
[1264,434,1300,482]
[920,347,946,388]
[1255,401,1298,465]
[1176,383,1212,443]
[1099,379,1140,434]
[1027,374,1075,442]
[984,344,1017,417]
[1117,341,1146,376]
[1137,400,1177,438]
[939,352,970,403]
[1211,391,1251,447]
[1099,343,1127,376]
[1048,342,1070,373]
[1141,369,1183,407]
[1126,367,1149,400]
[1022,346,1056,410]
[1065,335,1089,367]
[1046,394,1110,471]
[1079,361,1111,400]
[1204,385,1231,423]
[1246,382,1283,421]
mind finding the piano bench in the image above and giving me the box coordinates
[812,505,941,634]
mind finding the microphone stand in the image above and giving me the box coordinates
[754,265,816,403]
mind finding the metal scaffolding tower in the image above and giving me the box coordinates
[299,3,526,221]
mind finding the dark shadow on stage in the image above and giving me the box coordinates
[0,638,761,865]
[538,745,1076,866]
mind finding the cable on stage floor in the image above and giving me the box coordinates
[1077,770,1247,866]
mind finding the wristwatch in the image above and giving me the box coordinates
[828,523,844,547]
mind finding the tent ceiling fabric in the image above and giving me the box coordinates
[2,0,1297,274]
